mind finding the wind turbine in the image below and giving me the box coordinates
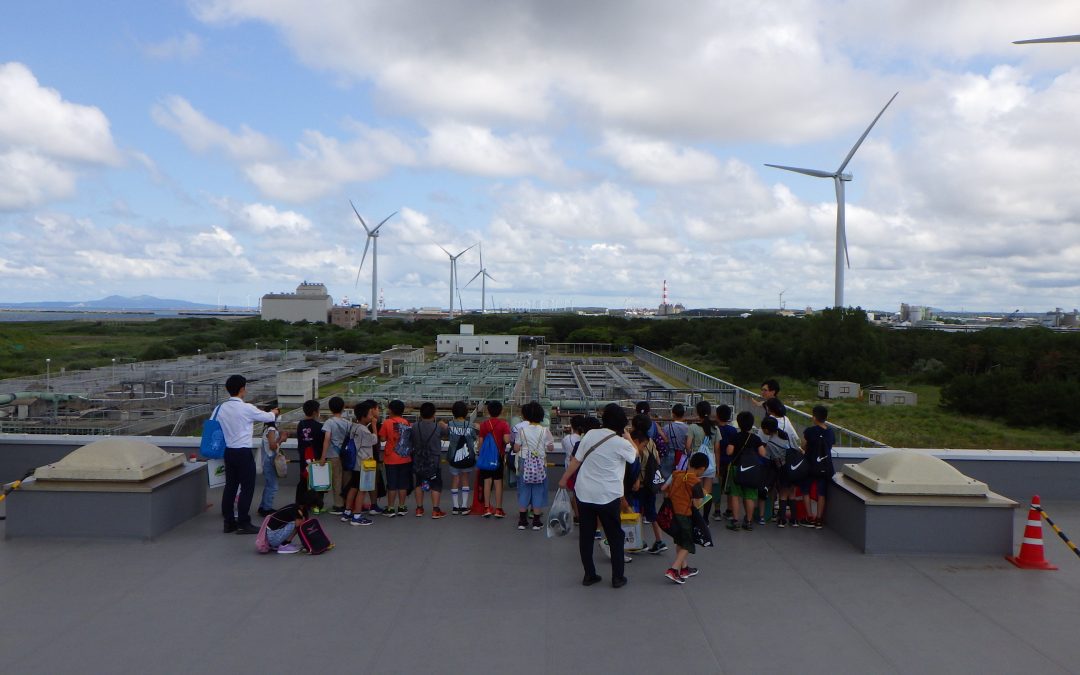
[1014,34,1080,44]
[765,92,898,309]
[438,242,476,318]
[350,201,397,322]
[464,243,496,314]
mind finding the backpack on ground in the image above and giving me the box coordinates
[297,518,333,555]
[393,421,414,458]
[477,433,499,471]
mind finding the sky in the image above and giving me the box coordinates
[2,1,1080,313]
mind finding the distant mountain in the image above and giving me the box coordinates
[0,295,218,310]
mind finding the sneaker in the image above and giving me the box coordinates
[582,574,602,586]
[815,519,824,529]
[494,508,506,519]
[531,516,543,531]
[329,507,345,515]
[483,507,494,518]
[397,506,408,515]
[623,554,633,563]
[611,576,628,589]
[642,517,652,524]
[517,515,527,530]
[680,567,699,579]
[340,514,351,523]
[276,543,301,554]
[665,568,686,584]
[350,515,373,526]
[742,521,753,531]
[594,530,603,540]
[757,517,766,526]
[312,507,324,515]
[725,520,739,531]
[792,519,801,528]
[415,507,424,518]
[777,519,787,528]
[384,508,397,518]
[368,505,384,514]
[647,541,669,554]
[432,508,447,519]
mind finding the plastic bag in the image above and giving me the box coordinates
[546,488,574,538]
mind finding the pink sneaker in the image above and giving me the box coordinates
[276,543,301,554]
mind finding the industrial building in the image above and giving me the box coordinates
[261,282,332,323]
[436,324,519,355]
[330,304,366,328]
[275,367,320,406]
[819,380,861,399]
[379,345,426,375]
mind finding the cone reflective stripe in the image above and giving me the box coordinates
[1006,495,1058,570]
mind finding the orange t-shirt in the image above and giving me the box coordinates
[669,470,702,517]
[379,416,412,465]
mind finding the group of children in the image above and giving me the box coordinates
[256,384,836,583]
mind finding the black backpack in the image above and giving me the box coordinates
[733,434,764,489]
[643,450,663,493]
[782,446,810,484]
[808,433,834,478]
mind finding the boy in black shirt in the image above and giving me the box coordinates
[801,405,835,529]
[294,399,325,513]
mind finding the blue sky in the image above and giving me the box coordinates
[2,1,1080,312]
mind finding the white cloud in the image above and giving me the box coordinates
[599,131,722,184]
[141,32,203,61]
[0,150,76,210]
[151,95,277,161]
[426,123,566,180]
[192,225,244,257]
[212,198,313,235]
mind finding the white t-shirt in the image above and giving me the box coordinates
[561,433,581,456]
[572,428,637,505]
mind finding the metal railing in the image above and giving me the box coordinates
[633,347,888,448]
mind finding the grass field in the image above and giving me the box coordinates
[658,355,1080,451]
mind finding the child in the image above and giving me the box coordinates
[411,402,446,519]
[361,399,386,514]
[663,404,689,478]
[342,401,377,526]
[760,416,797,527]
[378,399,412,517]
[801,405,835,529]
[263,501,310,554]
[724,411,767,531]
[478,400,511,518]
[320,396,351,515]
[294,399,324,513]
[713,405,738,521]
[257,415,288,517]
[663,452,709,583]
[514,401,554,530]
[446,400,478,515]
[630,413,667,555]
[686,400,719,520]
[562,415,586,523]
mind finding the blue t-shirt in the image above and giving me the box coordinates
[716,423,739,466]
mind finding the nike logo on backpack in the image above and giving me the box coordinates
[739,466,753,472]
[790,460,803,470]
[816,456,826,463]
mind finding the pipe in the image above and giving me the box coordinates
[0,392,87,405]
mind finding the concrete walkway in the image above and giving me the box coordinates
[2,492,1080,674]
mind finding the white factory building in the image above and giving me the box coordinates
[437,324,519,355]
[261,282,332,323]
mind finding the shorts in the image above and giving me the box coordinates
[799,477,830,497]
[632,488,657,522]
[478,455,505,481]
[725,466,760,500]
[449,464,476,477]
[345,471,361,491]
[415,466,444,492]
[517,480,547,509]
[266,522,295,549]
[386,463,414,492]
[672,515,695,553]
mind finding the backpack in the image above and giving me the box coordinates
[200,402,230,459]
[477,432,499,471]
[650,421,669,458]
[665,422,688,468]
[411,422,440,478]
[643,447,664,494]
[392,420,413,458]
[448,421,477,469]
[255,512,274,554]
[782,446,810,484]
[519,427,547,484]
[297,517,333,555]
[691,431,716,474]
[807,432,834,478]
[733,435,764,489]
[340,437,357,472]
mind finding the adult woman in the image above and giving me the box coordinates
[559,403,637,588]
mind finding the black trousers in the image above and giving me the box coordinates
[222,447,256,527]
[577,498,624,580]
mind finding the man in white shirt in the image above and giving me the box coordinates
[218,374,278,534]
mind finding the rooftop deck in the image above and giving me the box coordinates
[2,489,1079,674]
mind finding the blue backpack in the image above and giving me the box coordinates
[200,403,228,459]
[477,433,499,471]
[341,437,358,471]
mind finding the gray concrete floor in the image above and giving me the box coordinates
[2,491,1080,674]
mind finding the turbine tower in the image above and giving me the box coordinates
[350,201,397,322]
[438,243,476,319]
[765,92,898,308]
[464,243,496,314]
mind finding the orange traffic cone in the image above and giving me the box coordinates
[468,472,487,515]
[1006,495,1058,570]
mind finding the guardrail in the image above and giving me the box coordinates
[633,346,888,449]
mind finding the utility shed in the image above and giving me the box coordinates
[868,389,917,406]
[437,324,519,355]
[380,345,425,375]
[818,380,861,399]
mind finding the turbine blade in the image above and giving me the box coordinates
[478,242,483,270]
[1014,34,1080,44]
[484,271,496,282]
[371,211,397,234]
[464,270,482,288]
[349,200,371,234]
[456,242,478,258]
[438,244,452,258]
[836,92,899,174]
[764,164,835,179]
[355,237,372,286]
